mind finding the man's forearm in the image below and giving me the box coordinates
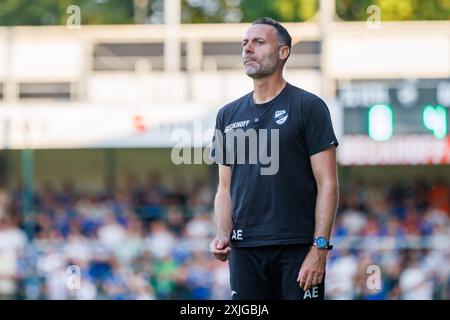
[214,189,233,238]
[314,182,339,239]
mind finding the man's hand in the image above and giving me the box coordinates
[297,246,327,291]
[209,236,231,262]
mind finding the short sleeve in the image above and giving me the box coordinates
[209,111,231,166]
[303,98,339,156]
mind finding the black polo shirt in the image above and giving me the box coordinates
[210,82,338,247]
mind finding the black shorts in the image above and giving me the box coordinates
[229,244,325,300]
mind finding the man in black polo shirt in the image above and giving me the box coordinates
[209,17,339,300]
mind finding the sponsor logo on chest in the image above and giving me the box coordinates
[224,120,250,133]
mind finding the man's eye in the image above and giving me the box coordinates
[257,40,264,45]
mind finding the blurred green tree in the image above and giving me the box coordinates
[0,0,448,26]
[238,0,317,22]
[336,0,450,21]
[0,0,134,26]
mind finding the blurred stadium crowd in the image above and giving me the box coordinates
[0,173,449,300]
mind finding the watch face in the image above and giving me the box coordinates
[316,237,327,248]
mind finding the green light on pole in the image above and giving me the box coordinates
[368,104,393,141]
[423,105,447,139]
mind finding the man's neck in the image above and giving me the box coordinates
[252,73,286,104]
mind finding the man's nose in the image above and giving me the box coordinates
[244,42,253,54]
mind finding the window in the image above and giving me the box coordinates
[93,43,166,71]
[202,42,242,70]
[19,82,71,100]
[286,41,321,69]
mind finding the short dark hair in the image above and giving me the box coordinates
[252,17,292,51]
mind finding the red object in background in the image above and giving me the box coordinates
[427,183,450,215]
[133,115,148,133]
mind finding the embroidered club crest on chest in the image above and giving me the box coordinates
[274,110,288,125]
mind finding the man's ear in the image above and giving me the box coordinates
[279,46,290,61]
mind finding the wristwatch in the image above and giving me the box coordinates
[313,236,333,250]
